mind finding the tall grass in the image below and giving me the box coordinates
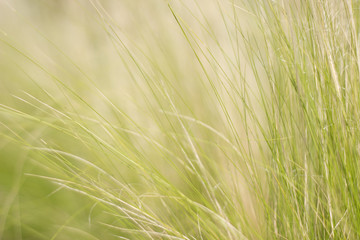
[0,0,359,239]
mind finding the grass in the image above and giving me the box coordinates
[0,0,360,239]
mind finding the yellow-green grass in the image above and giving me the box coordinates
[1,0,359,239]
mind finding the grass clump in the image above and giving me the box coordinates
[0,0,360,239]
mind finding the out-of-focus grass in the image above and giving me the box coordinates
[1,0,360,239]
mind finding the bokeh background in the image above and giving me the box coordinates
[0,0,263,239]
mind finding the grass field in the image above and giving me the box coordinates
[1,0,360,239]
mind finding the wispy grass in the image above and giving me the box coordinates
[0,0,359,239]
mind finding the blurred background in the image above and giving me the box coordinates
[0,0,264,239]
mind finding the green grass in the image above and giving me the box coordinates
[1,0,360,239]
